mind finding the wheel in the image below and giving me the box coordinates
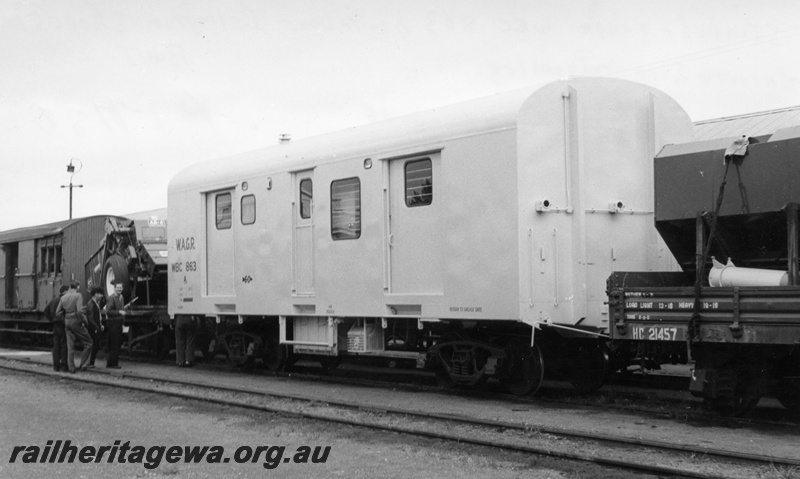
[225,333,255,367]
[196,327,218,361]
[431,335,458,388]
[432,342,489,389]
[434,365,459,388]
[708,394,761,417]
[155,330,172,360]
[501,344,545,396]
[195,317,218,360]
[707,367,762,417]
[284,347,299,367]
[262,335,288,371]
[565,341,610,393]
[317,355,341,370]
[103,255,132,301]
[200,336,218,360]
[775,355,800,414]
[776,383,800,414]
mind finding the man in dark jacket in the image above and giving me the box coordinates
[104,281,125,369]
[85,287,105,367]
[44,286,69,372]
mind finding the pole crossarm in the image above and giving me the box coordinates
[60,158,84,219]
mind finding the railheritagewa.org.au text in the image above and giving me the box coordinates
[9,440,331,470]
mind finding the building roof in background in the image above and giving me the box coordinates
[694,105,800,141]
[120,208,167,221]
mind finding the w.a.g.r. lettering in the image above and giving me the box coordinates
[176,237,195,251]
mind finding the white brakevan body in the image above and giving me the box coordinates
[168,77,694,338]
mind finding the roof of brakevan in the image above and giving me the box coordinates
[0,215,127,244]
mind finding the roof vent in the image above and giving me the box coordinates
[279,134,291,143]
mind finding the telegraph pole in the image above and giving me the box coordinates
[60,158,83,219]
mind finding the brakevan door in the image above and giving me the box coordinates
[15,240,35,309]
[0,246,7,309]
[293,170,315,295]
[388,155,443,294]
[3,244,19,308]
[205,189,235,296]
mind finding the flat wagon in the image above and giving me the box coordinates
[608,130,800,415]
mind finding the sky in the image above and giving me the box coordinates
[2,0,800,231]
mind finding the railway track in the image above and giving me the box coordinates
[191,356,800,430]
[3,343,798,429]
[2,357,798,479]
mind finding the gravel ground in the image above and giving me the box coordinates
[2,348,799,478]
[0,368,655,479]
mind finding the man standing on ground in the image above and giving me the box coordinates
[104,281,125,369]
[56,280,93,373]
[85,287,105,368]
[175,316,197,368]
[44,286,69,372]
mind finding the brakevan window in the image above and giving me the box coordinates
[241,194,256,225]
[39,243,62,276]
[216,193,232,229]
[331,177,361,240]
[300,179,313,219]
[405,158,433,207]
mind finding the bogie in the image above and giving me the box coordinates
[774,353,800,414]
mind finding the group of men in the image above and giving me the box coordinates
[45,280,126,373]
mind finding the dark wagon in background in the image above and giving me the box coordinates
[0,212,172,357]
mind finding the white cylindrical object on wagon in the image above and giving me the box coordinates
[708,257,789,287]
